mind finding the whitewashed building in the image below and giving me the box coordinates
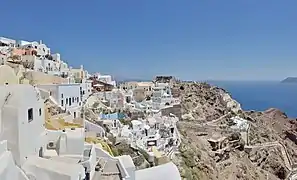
[0,81,181,180]
[38,83,82,118]
[21,53,71,77]
[0,37,16,47]
[16,40,50,56]
[0,85,45,166]
[94,89,125,109]
[151,83,174,110]
[80,78,93,102]
[121,114,180,157]
[52,53,70,77]
[94,73,116,86]
[0,84,88,179]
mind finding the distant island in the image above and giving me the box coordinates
[281,77,297,83]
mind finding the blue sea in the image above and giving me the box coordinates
[208,81,297,118]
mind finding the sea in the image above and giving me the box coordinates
[208,81,297,118]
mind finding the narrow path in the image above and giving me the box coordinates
[193,112,297,179]
[245,139,297,179]
[204,112,231,126]
[203,113,296,175]
[245,141,291,171]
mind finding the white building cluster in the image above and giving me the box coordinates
[0,37,181,180]
[93,78,182,163]
[121,113,180,159]
[121,79,180,113]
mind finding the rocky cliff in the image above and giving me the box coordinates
[281,77,297,83]
[172,82,297,180]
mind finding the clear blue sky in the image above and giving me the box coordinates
[1,0,297,81]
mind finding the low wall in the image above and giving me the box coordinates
[85,121,105,137]
[161,104,182,119]
[26,71,68,84]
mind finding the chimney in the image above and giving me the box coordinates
[39,40,42,44]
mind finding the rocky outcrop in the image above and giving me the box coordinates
[178,82,240,122]
[173,82,297,180]
[281,77,297,83]
[221,93,241,113]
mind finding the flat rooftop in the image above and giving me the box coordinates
[93,158,122,180]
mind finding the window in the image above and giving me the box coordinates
[69,98,72,106]
[61,100,64,106]
[66,98,68,104]
[77,97,79,103]
[28,108,33,122]
[39,108,42,116]
[72,97,74,103]
[61,93,63,98]
[74,112,76,118]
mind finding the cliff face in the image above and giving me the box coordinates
[173,82,297,180]
[281,77,297,83]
